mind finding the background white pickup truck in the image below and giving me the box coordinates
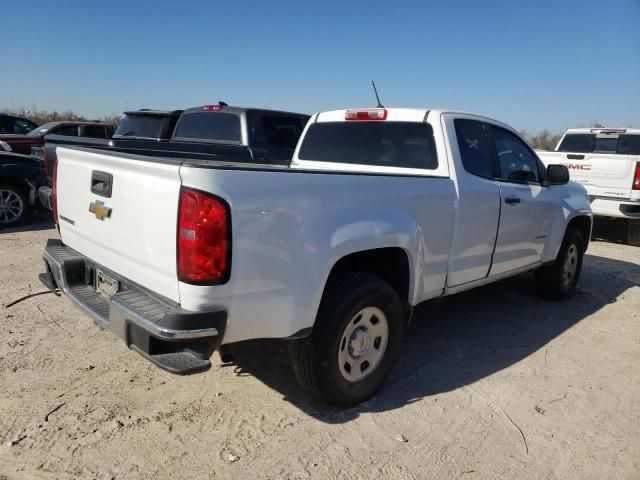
[537,128,640,245]
[42,107,592,405]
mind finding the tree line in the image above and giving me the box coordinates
[2,106,120,127]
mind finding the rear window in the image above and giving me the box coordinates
[298,122,438,170]
[558,133,640,155]
[114,115,168,139]
[618,135,640,155]
[557,134,595,153]
[594,137,618,153]
[174,112,241,143]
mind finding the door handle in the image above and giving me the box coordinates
[504,196,521,205]
[91,170,113,198]
[567,154,585,160]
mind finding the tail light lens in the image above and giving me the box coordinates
[633,162,640,191]
[177,188,230,284]
[52,156,59,225]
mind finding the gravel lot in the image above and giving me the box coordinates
[1,215,639,480]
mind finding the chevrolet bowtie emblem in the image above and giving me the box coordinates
[89,200,112,220]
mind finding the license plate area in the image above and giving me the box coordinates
[96,269,119,298]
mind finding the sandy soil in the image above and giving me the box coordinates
[1,215,639,479]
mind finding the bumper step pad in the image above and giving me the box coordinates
[130,346,211,374]
[41,239,226,375]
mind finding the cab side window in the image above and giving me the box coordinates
[454,119,494,178]
[489,126,540,183]
[261,116,305,149]
[84,125,107,138]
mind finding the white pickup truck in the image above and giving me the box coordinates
[537,128,640,245]
[41,107,592,406]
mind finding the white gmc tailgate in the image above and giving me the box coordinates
[56,147,182,302]
[538,151,637,199]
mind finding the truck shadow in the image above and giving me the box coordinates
[591,217,633,245]
[0,212,55,234]
[227,250,639,423]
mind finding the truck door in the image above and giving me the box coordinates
[487,125,554,275]
[445,117,501,287]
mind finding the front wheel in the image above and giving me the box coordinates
[535,227,585,300]
[292,272,404,406]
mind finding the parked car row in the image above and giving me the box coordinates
[1,102,311,228]
[0,113,116,228]
[0,152,48,226]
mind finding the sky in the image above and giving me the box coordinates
[1,0,639,133]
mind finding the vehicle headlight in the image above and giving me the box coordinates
[0,141,12,152]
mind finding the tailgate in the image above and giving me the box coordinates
[56,147,182,302]
[559,152,633,198]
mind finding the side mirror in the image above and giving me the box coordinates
[547,164,569,185]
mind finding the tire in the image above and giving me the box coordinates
[627,220,640,247]
[292,272,404,407]
[0,183,30,229]
[535,227,585,300]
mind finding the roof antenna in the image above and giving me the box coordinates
[371,81,384,108]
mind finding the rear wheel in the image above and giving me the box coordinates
[535,227,584,300]
[627,220,640,247]
[292,272,404,406]
[0,184,29,228]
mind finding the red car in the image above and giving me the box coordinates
[0,121,114,155]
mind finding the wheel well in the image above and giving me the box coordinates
[327,248,411,306]
[568,215,592,248]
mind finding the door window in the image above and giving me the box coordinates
[490,126,540,183]
[261,116,305,149]
[52,125,79,136]
[12,119,37,134]
[454,119,494,178]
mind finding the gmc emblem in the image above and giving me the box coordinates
[564,163,591,171]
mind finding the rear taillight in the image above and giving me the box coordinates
[177,188,230,284]
[345,109,387,121]
[52,157,59,225]
[633,162,640,191]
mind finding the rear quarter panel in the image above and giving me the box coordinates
[178,167,455,344]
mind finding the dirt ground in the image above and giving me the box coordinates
[1,215,639,480]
